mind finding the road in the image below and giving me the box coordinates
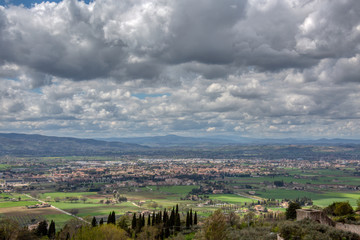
[24,194,90,224]
[236,193,262,201]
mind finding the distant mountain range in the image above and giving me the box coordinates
[99,134,360,147]
[1,132,360,157]
[0,133,147,156]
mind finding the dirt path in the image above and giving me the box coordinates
[236,192,263,201]
[129,201,141,208]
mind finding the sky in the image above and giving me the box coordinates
[0,0,360,139]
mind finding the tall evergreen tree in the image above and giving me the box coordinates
[132,213,137,229]
[175,212,181,232]
[107,212,112,224]
[112,211,116,224]
[175,204,179,215]
[147,214,151,226]
[91,216,97,227]
[99,218,104,225]
[190,209,193,226]
[170,208,175,227]
[163,209,168,224]
[160,229,164,240]
[142,214,145,228]
[48,220,56,239]
[152,211,155,226]
[165,225,170,238]
[194,212,198,225]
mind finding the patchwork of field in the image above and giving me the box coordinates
[1,167,360,229]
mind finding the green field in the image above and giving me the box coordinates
[254,189,360,207]
[0,201,39,208]
[153,185,199,195]
[40,192,98,200]
[43,214,75,229]
[208,194,255,204]
[0,164,10,170]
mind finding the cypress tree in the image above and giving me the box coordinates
[152,211,155,226]
[163,209,168,224]
[160,229,164,240]
[111,211,116,224]
[48,220,56,239]
[147,214,151,226]
[99,218,104,225]
[107,212,112,224]
[194,212,197,225]
[65,232,70,240]
[175,212,181,232]
[132,213,137,229]
[142,214,145,228]
[170,208,175,227]
[190,209,193,226]
[175,204,179,215]
[165,226,170,238]
[156,213,160,224]
[91,216,97,227]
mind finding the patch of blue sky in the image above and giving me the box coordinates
[132,93,171,100]
[30,88,43,94]
[0,0,93,8]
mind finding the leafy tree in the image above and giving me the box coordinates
[325,202,354,216]
[69,208,79,215]
[286,202,301,220]
[35,220,48,237]
[228,211,240,227]
[334,202,354,216]
[0,218,21,240]
[200,209,229,240]
[117,215,131,234]
[16,227,38,240]
[136,226,160,240]
[73,224,128,240]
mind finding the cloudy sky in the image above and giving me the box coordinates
[0,0,359,139]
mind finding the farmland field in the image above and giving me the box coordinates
[0,200,39,208]
[208,194,255,204]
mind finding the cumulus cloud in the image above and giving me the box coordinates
[0,0,360,138]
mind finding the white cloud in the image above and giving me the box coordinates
[0,0,360,139]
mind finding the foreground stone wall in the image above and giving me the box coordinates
[335,223,360,236]
[296,209,360,236]
[296,209,335,226]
